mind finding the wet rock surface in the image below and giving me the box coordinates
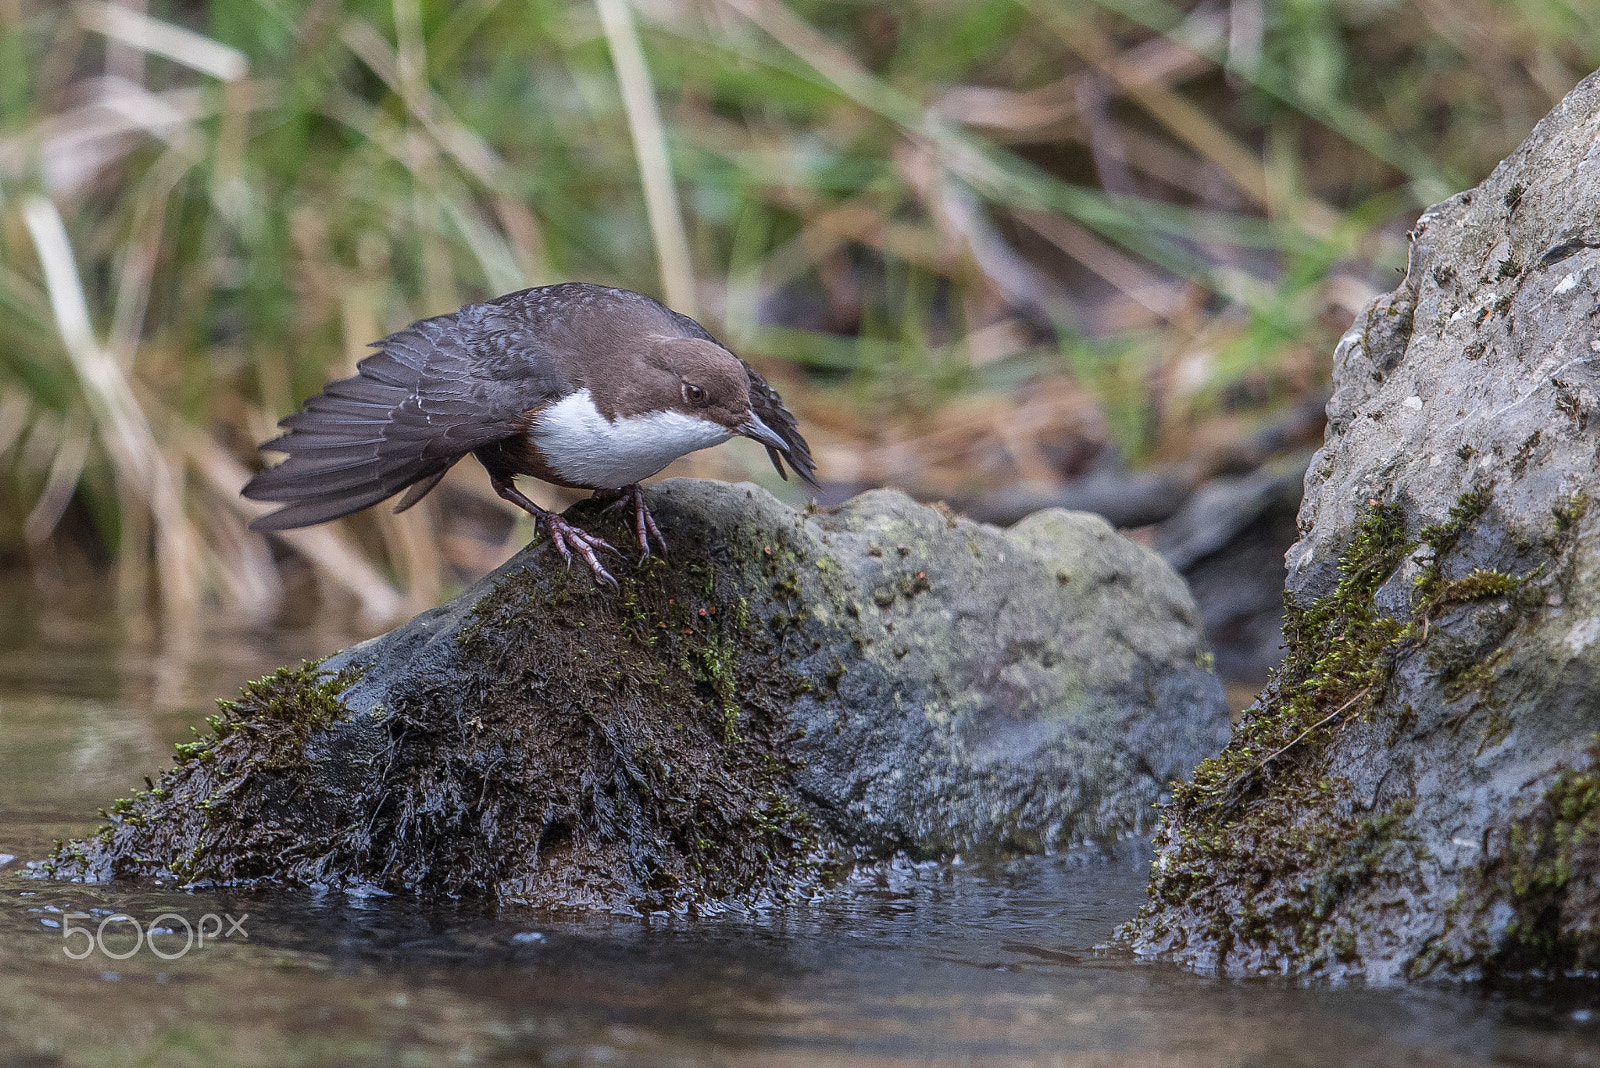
[963,398,1327,696]
[53,481,1227,911]
[1123,70,1600,982]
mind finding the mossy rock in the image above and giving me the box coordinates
[51,481,1227,911]
[1122,68,1600,982]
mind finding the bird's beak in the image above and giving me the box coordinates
[737,413,788,452]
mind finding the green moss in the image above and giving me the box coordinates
[1464,735,1600,976]
[1433,568,1523,605]
[1554,490,1590,533]
[47,660,364,882]
[1479,707,1513,751]
[1510,430,1543,475]
[1417,486,1491,559]
[896,569,932,598]
[681,628,743,742]
[1442,646,1511,704]
[75,499,832,908]
[771,571,801,601]
[1167,502,1411,821]
[1309,800,1416,921]
[1129,489,1537,971]
[1126,503,1418,966]
[1407,491,1529,712]
[210,661,363,760]
[1133,478,1600,976]
[172,740,213,763]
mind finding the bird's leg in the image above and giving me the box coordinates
[489,474,619,586]
[603,483,668,560]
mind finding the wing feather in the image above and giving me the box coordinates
[245,286,817,532]
[243,312,566,531]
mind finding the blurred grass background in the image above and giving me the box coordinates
[1,0,1596,630]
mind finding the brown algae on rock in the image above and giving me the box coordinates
[55,503,827,910]
[50,481,1229,912]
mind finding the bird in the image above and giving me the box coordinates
[242,283,817,585]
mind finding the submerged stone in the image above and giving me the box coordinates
[1122,69,1600,982]
[52,481,1227,911]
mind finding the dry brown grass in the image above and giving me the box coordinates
[0,0,1593,626]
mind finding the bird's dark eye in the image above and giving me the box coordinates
[682,382,707,406]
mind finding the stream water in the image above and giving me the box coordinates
[1,578,1596,1066]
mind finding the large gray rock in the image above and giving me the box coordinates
[1123,70,1600,982]
[53,481,1227,911]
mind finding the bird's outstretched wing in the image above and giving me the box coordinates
[744,363,818,487]
[243,314,564,531]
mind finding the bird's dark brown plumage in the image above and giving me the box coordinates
[242,285,817,558]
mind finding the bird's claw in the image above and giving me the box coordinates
[540,514,619,587]
[603,484,670,561]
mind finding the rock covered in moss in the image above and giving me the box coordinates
[52,480,1226,911]
[1122,69,1600,982]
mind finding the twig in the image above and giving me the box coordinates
[1211,686,1373,808]
[1258,687,1372,770]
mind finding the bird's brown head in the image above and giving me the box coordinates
[513,284,816,483]
[637,336,792,452]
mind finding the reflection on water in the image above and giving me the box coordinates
[1,578,1597,1066]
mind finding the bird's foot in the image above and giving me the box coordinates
[539,512,620,586]
[489,474,619,587]
[604,484,668,560]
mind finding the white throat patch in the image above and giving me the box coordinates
[529,388,733,488]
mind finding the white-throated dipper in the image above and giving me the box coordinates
[243,283,817,585]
